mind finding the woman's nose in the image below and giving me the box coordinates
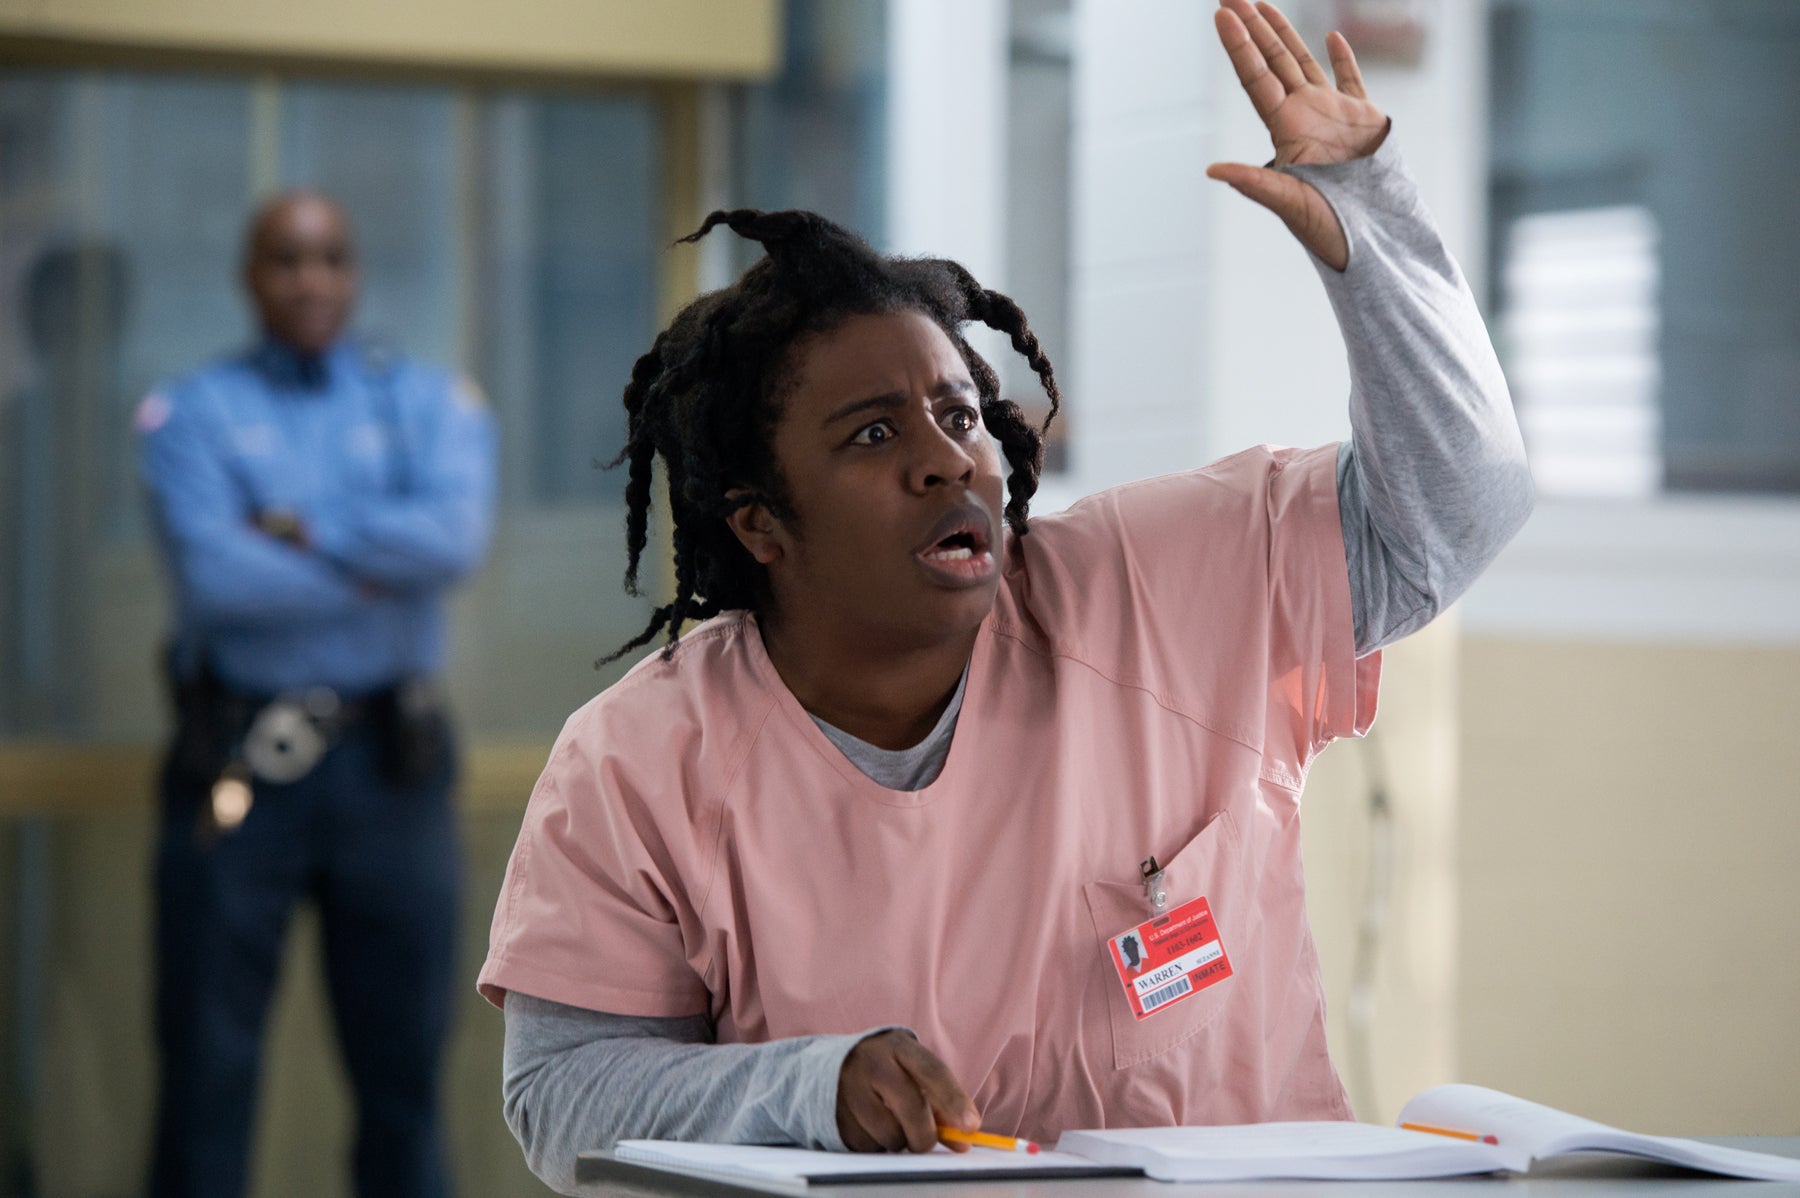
[908,422,977,492]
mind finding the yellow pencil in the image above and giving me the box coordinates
[1402,1122,1499,1146]
[937,1125,1041,1154]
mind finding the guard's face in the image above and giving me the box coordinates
[731,310,1006,652]
[245,196,358,355]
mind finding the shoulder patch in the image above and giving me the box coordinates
[134,392,172,434]
[451,376,488,412]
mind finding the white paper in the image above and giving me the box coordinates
[1056,1121,1509,1181]
[1397,1085,1800,1182]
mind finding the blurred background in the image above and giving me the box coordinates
[0,0,1796,1193]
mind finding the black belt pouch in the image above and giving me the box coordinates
[374,679,454,789]
[163,650,255,788]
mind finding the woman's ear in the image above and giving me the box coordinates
[724,489,784,565]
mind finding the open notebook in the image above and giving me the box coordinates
[601,1085,1800,1188]
[1060,1086,1800,1183]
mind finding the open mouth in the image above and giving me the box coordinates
[922,530,981,562]
[913,504,997,588]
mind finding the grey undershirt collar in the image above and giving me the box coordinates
[807,662,969,792]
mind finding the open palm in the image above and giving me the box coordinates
[1208,0,1389,269]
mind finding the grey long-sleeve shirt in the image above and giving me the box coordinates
[500,133,1534,1194]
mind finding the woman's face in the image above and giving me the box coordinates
[731,309,1007,655]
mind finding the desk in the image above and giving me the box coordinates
[576,1139,1800,1198]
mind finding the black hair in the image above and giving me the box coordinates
[600,208,1060,665]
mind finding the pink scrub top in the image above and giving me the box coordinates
[479,443,1379,1140]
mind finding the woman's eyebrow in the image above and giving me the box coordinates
[821,379,976,428]
[822,393,905,428]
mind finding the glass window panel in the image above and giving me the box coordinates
[1005,0,1072,470]
[480,95,541,508]
[0,72,251,736]
[1490,0,1800,495]
[521,93,660,504]
[93,76,256,537]
[0,71,79,735]
[457,90,662,735]
[728,0,888,270]
[279,83,462,368]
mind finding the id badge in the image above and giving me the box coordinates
[1106,895,1234,1021]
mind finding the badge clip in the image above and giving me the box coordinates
[1139,855,1168,914]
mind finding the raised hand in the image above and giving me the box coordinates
[837,1029,979,1153]
[1207,0,1389,270]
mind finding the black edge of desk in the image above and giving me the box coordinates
[579,1152,808,1197]
[575,1152,1138,1196]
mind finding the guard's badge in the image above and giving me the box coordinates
[134,392,172,434]
[452,376,488,411]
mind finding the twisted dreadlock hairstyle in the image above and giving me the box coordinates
[600,208,1061,665]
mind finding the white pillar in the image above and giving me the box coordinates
[1064,0,1219,495]
[884,0,1009,286]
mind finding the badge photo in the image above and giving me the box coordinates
[1106,895,1234,1021]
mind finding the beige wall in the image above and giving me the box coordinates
[1302,629,1800,1136]
[0,0,778,79]
[15,798,556,1197]
[1301,620,1460,1126]
[1457,637,1800,1135]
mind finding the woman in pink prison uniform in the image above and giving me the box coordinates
[479,0,1531,1180]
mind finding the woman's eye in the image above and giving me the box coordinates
[850,421,893,446]
[945,407,980,434]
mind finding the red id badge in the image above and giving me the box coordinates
[1107,895,1234,1020]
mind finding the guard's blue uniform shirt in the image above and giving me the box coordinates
[138,337,496,697]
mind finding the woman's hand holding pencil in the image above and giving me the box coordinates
[836,1029,981,1153]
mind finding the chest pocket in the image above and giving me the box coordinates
[1081,808,1246,1069]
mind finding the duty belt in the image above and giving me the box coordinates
[240,685,384,784]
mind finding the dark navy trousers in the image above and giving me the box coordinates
[149,721,460,1198]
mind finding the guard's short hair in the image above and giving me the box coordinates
[602,209,1060,664]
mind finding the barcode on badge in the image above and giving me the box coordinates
[1140,974,1192,1013]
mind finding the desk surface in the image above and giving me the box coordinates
[576,1139,1800,1198]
